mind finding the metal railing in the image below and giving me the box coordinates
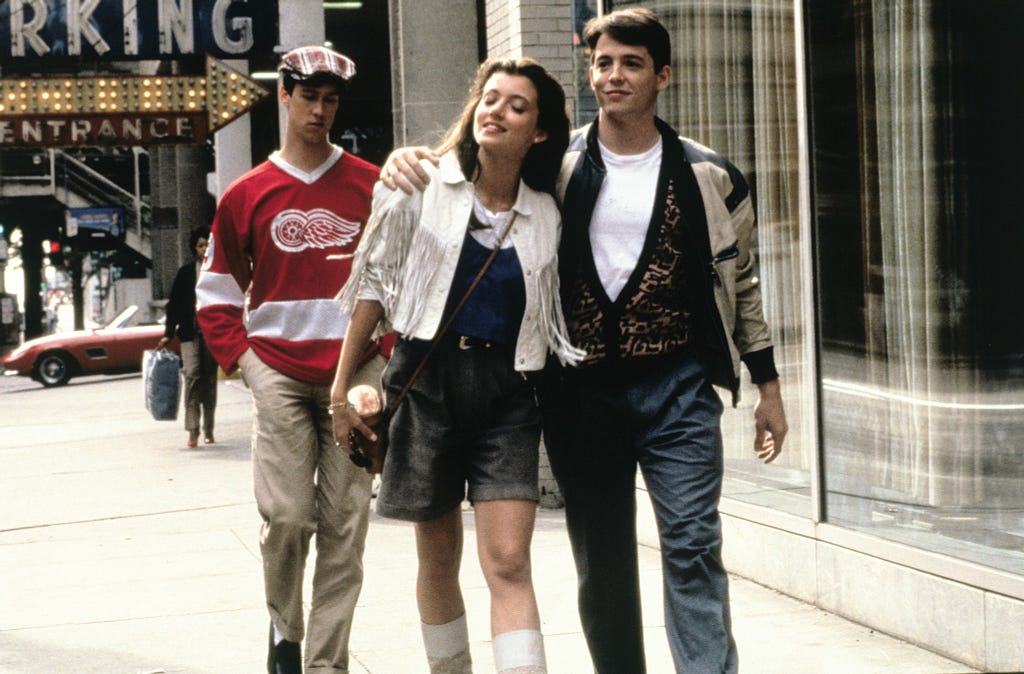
[0,148,151,258]
[52,150,151,256]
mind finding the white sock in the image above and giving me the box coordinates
[273,623,286,645]
[422,614,472,674]
[492,629,546,673]
[421,613,469,658]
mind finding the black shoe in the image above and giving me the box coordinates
[267,623,302,674]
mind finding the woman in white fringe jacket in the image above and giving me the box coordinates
[330,58,582,674]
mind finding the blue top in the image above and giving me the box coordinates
[443,212,526,346]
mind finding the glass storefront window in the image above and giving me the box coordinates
[571,0,600,125]
[807,1,1024,574]
[596,0,814,517]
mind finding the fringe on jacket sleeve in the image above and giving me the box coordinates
[537,256,587,366]
[337,186,449,337]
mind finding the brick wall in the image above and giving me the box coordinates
[484,0,578,122]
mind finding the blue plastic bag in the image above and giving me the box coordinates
[143,349,181,421]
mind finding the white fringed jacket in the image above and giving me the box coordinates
[338,151,585,371]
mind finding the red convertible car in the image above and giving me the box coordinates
[2,305,179,387]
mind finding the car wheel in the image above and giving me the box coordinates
[34,351,74,387]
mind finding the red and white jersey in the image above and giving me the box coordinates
[197,145,378,384]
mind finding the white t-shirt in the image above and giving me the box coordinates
[589,138,663,301]
[471,195,516,249]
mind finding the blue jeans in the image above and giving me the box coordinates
[546,350,737,674]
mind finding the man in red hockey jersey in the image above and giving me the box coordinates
[196,46,382,674]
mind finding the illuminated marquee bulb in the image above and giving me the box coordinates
[0,59,270,141]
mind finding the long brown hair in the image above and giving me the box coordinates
[434,58,569,196]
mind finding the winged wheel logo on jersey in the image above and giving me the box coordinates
[271,208,361,252]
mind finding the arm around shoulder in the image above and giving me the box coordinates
[381,146,439,194]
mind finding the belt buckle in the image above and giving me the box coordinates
[458,335,492,350]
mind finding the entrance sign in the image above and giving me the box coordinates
[0,56,270,146]
[2,113,204,146]
[0,0,278,59]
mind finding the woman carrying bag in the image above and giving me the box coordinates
[330,58,583,674]
[159,226,217,446]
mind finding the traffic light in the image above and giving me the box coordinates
[45,240,64,266]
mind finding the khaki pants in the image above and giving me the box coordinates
[180,335,217,436]
[242,350,384,673]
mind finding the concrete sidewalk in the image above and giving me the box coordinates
[0,374,976,673]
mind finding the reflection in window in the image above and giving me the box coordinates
[571,0,600,125]
[604,1,813,517]
[808,1,1024,573]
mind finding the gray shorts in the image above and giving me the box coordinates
[375,334,541,522]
